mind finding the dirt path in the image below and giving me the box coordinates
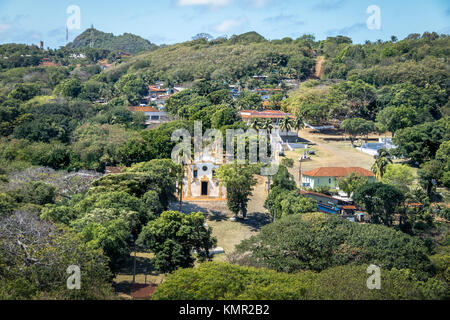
[315,56,325,79]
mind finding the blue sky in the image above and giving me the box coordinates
[0,0,449,48]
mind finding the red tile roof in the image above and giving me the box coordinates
[148,86,167,92]
[253,88,283,92]
[40,61,59,67]
[240,110,294,119]
[302,167,375,178]
[404,202,423,207]
[127,106,160,113]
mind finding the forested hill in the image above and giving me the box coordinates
[67,28,158,54]
[100,32,317,84]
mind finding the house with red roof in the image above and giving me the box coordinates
[39,58,59,67]
[127,106,173,127]
[148,85,169,97]
[301,167,375,189]
[240,110,294,126]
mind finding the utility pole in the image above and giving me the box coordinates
[179,162,184,211]
[299,156,303,190]
[90,24,94,48]
[132,237,137,284]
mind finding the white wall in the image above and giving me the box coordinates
[183,163,226,198]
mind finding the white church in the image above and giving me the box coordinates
[181,153,227,201]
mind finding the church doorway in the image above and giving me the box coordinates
[201,181,208,196]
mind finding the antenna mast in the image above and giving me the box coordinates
[90,24,94,48]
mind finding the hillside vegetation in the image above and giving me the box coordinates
[67,28,158,54]
[99,33,316,84]
[0,31,449,300]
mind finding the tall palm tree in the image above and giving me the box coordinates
[261,119,273,133]
[293,115,305,136]
[280,116,293,133]
[250,118,261,130]
[371,156,392,180]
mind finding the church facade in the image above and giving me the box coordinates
[181,159,227,201]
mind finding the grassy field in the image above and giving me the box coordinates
[285,128,377,185]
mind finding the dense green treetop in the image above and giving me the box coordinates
[231,213,433,276]
[67,28,158,54]
[152,262,447,300]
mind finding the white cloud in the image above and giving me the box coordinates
[177,0,232,7]
[214,18,246,33]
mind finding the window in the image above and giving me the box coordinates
[151,115,160,120]
[202,166,208,172]
[193,170,198,178]
[329,178,332,184]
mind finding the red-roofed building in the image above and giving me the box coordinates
[148,85,169,97]
[99,59,113,70]
[299,190,367,222]
[127,106,173,127]
[240,110,294,125]
[302,167,375,189]
[39,58,59,67]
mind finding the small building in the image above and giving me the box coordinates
[148,85,169,97]
[252,88,283,101]
[281,79,299,89]
[153,94,172,107]
[300,190,347,215]
[300,190,367,222]
[240,110,294,126]
[172,86,186,93]
[302,167,376,189]
[252,75,268,82]
[127,106,173,127]
[181,154,227,201]
[357,138,397,157]
[229,85,241,99]
[99,59,113,70]
[40,58,59,67]
[69,53,86,59]
[300,190,340,205]
[116,52,131,58]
